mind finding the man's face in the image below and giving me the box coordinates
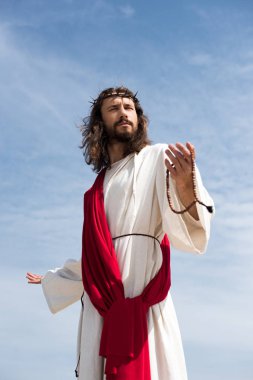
[100,96,138,143]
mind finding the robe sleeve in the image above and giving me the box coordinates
[155,145,215,254]
[41,258,83,314]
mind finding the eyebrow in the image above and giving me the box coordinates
[106,100,134,110]
[106,104,119,110]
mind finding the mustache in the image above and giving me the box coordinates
[113,117,133,128]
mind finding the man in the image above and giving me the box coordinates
[27,86,214,380]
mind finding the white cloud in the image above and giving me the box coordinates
[186,52,215,66]
[119,5,135,18]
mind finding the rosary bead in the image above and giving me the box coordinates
[166,150,213,214]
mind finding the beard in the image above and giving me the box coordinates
[108,129,135,143]
[105,118,137,143]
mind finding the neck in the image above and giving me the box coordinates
[107,142,126,164]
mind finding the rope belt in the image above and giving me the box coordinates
[112,233,160,245]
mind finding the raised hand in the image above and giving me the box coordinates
[165,142,195,190]
[165,142,198,220]
[26,272,44,284]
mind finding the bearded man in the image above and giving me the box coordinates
[27,86,214,380]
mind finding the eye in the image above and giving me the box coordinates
[109,106,118,111]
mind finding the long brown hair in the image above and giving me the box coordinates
[80,86,151,173]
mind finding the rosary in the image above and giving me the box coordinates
[166,149,214,215]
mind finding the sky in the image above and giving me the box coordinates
[0,0,253,379]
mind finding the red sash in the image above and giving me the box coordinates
[81,169,171,379]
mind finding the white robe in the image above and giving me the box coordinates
[42,144,214,380]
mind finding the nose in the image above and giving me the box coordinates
[119,104,128,118]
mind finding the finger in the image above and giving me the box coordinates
[27,272,41,278]
[26,274,37,280]
[27,279,37,283]
[165,158,176,171]
[164,159,177,179]
[26,273,34,280]
[26,273,42,282]
[26,272,37,277]
[27,276,42,283]
[186,142,196,160]
[165,148,176,163]
[165,149,181,171]
[166,146,182,164]
[175,142,191,161]
[28,280,41,284]
[168,145,186,170]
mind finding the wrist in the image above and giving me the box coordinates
[176,181,194,196]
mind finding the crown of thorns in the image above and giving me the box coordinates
[89,90,139,107]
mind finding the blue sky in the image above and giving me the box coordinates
[0,1,253,379]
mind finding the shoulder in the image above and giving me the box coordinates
[134,144,168,175]
[138,143,168,160]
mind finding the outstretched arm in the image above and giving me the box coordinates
[26,259,83,313]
